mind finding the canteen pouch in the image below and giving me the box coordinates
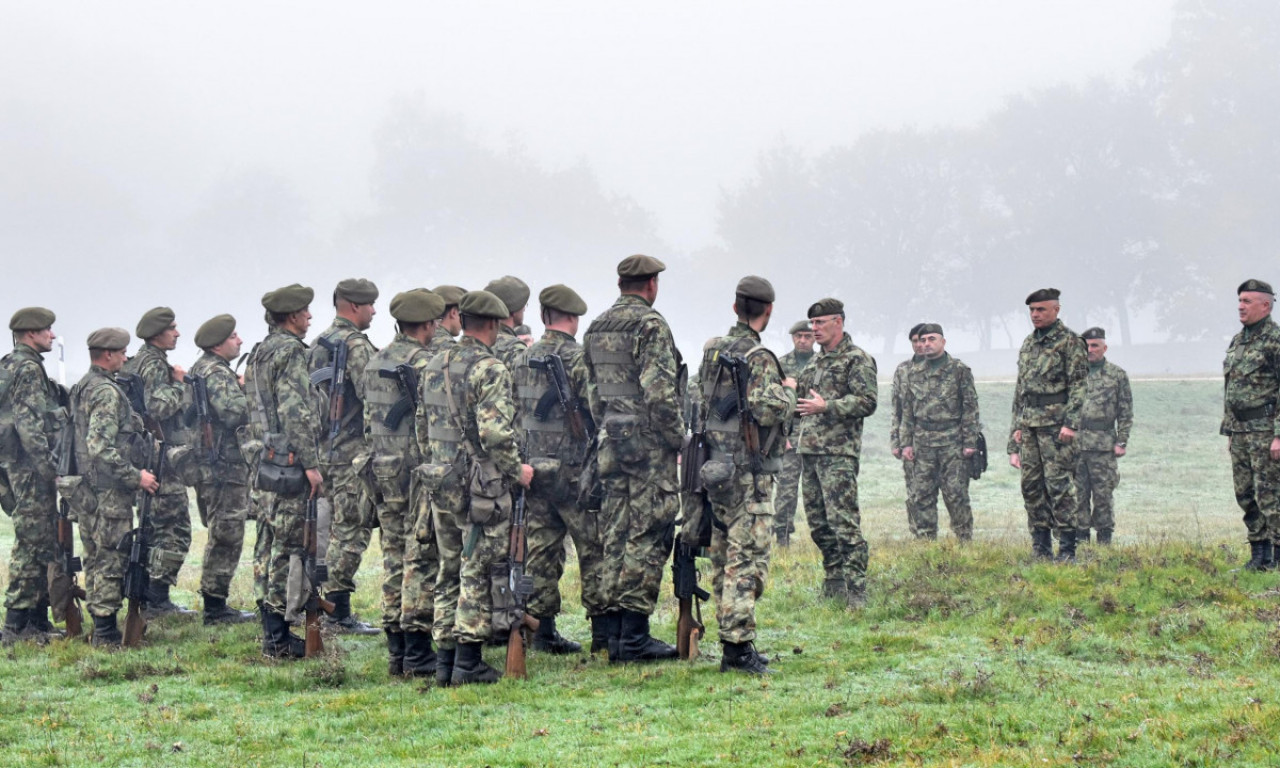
[467,457,511,526]
[56,475,97,518]
[372,454,408,504]
[601,413,644,472]
[255,432,307,497]
[699,459,739,508]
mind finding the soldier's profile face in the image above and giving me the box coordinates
[792,331,814,353]
[920,333,945,358]
[28,327,55,353]
[1028,301,1060,329]
[153,325,180,351]
[1239,291,1272,326]
[216,331,243,360]
[909,334,925,356]
[1085,338,1106,362]
[353,302,376,331]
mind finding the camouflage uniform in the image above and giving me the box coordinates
[796,333,876,596]
[900,353,979,540]
[493,324,528,376]
[1076,358,1132,541]
[1222,315,1280,548]
[773,348,813,541]
[890,355,925,536]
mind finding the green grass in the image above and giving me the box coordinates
[1,379,1273,767]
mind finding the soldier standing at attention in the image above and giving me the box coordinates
[188,315,256,625]
[890,324,927,538]
[1222,279,1280,571]
[122,307,196,616]
[1075,327,1132,546]
[582,255,684,663]
[773,320,815,547]
[0,308,68,642]
[484,276,532,372]
[899,323,980,541]
[433,285,466,341]
[795,299,878,607]
[1008,288,1088,562]
[309,279,380,635]
[70,328,159,647]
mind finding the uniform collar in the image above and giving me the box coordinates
[728,322,760,342]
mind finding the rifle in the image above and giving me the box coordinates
[52,495,86,638]
[529,354,595,460]
[716,354,763,475]
[116,372,165,442]
[309,336,348,461]
[673,536,711,659]
[186,373,217,463]
[379,363,419,431]
[504,487,539,679]
[122,438,164,648]
[303,496,336,657]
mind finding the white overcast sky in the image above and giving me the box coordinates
[3,1,1175,252]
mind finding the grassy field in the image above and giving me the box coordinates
[2,379,1275,768]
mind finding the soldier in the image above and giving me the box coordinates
[418,290,532,685]
[0,308,68,642]
[69,328,160,647]
[890,324,927,538]
[582,254,684,663]
[309,278,380,635]
[244,284,324,658]
[362,289,446,677]
[795,299,878,607]
[513,285,598,655]
[433,285,466,340]
[1222,279,1280,571]
[899,323,980,541]
[1075,327,1132,546]
[514,324,534,347]
[1008,288,1088,562]
[773,320,815,547]
[188,315,256,625]
[692,277,795,674]
[121,307,197,616]
[483,276,532,372]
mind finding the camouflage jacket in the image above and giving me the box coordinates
[1222,315,1280,436]
[413,326,459,460]
[697,323,796,472]
[900,353,980,451]
[245,327,322,470]
[121,343,190,493]
[514,329,591,464]
[189,352,250,481]
[1077,359,1133,452]
[778,349,814,444]
[71,365,147,493]
[795,333,878,457]
[2,345,66,480]
[364,333,433,468]
[889,356,922,453]
[1008,319,1088,451]
[309,317,376,464]
[493,324,527,371]
[420,335,521,483]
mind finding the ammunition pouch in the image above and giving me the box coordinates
[148,546,186,577]
[699,459,739,508]
[468,457,511,526]
[372,454,408,504]
[254,432,307,497]
[528,457,570,503]
[600,413,645,474]
[56,475,97,517]
[490,562,517,635]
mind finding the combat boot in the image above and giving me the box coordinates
[1031,528,1053,560]
[450,642,502,685]
[720,641,772,675]
[1097,529,1113,546]
[323,591,380,635]
[1055,529,1078,564]
[821,577,847,599]
[613,610,678,663]
[589,615,611,655]
[435,646,456,687]
[402,631,437,678]
[145,582,197,618]
[1076,529,1092,545]
[260,608,304,659]
[202,594,255,626]
[1262,540,1277,571]
[2,608,31,644]
[90,613,122,648]
[845,580,867,610]
[776,530,791,548]
[30,598,64,639]
[531,615,582,655]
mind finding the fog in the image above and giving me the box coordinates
[7,0,1270,379]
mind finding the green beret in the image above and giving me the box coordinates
[390,290,446,323]
[434,285,466,306]
[788,321,811,336]
[459,290,510,320]
[483,276,530,316]
[917,323,944,337]
[9,307,55,332]
[908,323,925,339]
[513,324,532,336]
[1025,288,1061,305]
[1238,279,1274,296]
[195,314,236,349]
[87,327,130,351]
[808,298,844,318]
[735,276,775,303]
[1080,327,1106,340]
[539,284,588,316]
[262,284,314,314]
[617,254,666,279]
[136,307,175,339]
[335,278,379,305]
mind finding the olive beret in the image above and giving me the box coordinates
[262,284,314,314]
[917,323,944,337]
[1080,327,1106,340]
[1238,278,1274,296]
[335,278,378,305]
[908,323,925,339]
[390,290,446,323]
[807,298,844,318]
[788,321,811,335]
[87,327,130,351]
[1025,288,1061,305]
[9,307,55,332]
[459,290,510,320]
[617,254,666,278]
[434,285,466,306]
[539,284,588,316]
[513,324,532,336]
[735,275,775,303]
[136,307,176,339]
[483,276,530,316]
[195,314,236,349]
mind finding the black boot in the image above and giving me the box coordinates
[2,608,31,644]
[821,577,846,599]
[29,598,63,639]
[589,615,611,654]
[776,530,790,548]
[531,615,582,655]
[323,591,380,635]
[613,610,678,663]
[261,608,304,659]
[1097,529,1113,546]
[202,594,255,626]
[386,629,406,677]
[1031,528,1053,560]
[435,646,456,687]
[450,641,502,685]
[845,580,867,609]
[720,640,772,675]
[145,582,197,617]
[403,631,437,678]
[1055,529,1078,564]
[1077,529,1092,546]
[90,613,122,648]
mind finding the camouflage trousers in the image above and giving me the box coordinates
[430,502,464,648]
[455,507,511,645]
[908,444,973,540]
[526,491,605,619]
[194,480,248,600]
[399,482,438,636]
[148,491,191,586]
[1019,426,1079,534]
[1229,431,1280,543]
[709,472,774,644]
[372,480,419,631]
[800,454,867,589]
[79,490,133,617]
[251,490,304,614]
[901,457,924,537]
[600,474,678,615]
[3,466,55,611]
[321,461,374,594]
[772,450,803,538]
[1076,451,1118,535]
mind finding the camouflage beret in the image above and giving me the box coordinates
[788,321,811,335]
[483,276,530,316]
[807,298,844,318]
[908,323,926,339]
[459,290,510,320]
[390,290,445,323]
[9,307,55,331]
[136,307,176,339]
[539,284,588,316]
[194,314,236,349]
[433,285,466,306]
[86,327,130,351]
[735,275,775,303]
[617,254,666,278]
[262,284,314,314]
[1238,278,1274,296]
[1080,327,1106,340]
[1025,288,1061,305]
[335,278,379,305]
[917,322,944,337]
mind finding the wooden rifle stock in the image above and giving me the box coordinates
[55,514,85,638]
[505,613,540,680]
[123,601,145,648]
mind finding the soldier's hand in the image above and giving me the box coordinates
[306,468,324,497]
[1009,453,1021,469]
[171,365,187,383]
[796,389,827,416]
[1271,438,1280,461]
[518,463,534,488]
[891,448,902,459]
[1012,429,1022,444]
[782,376,797,390]
[902,446,915,461]
[1058,426,1075,444]
[963,447,976,458]
[1114,444,1127,457]
[139,470,159,494]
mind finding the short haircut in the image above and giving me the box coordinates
[89,348,114,362]
[397,320,429,335]
[541,307,575,326]
[618,275,654,292]
[460,314,495,332]
[267,310,291,327]
[735,295,769,321]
